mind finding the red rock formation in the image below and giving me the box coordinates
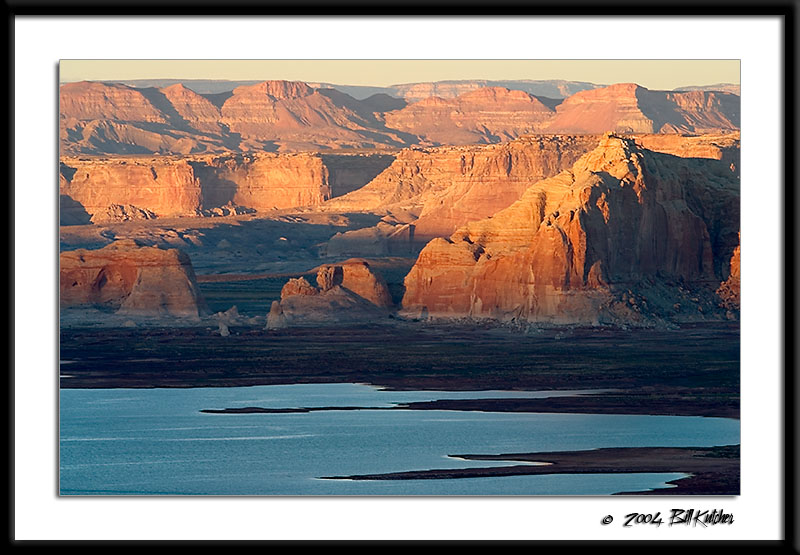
[192,152,332,211]
[325,135,600,241]
[59,151,392,218]
[280,277,318,299]
[402,134,740,324]
[160,83,223,135]
[60,80,740,155]
[60,81,167,123]
[544,83,739,134]
[219,81,407,151]
[274,259,394,324]
[316,259,393,308]
[60,239,207,318]
[383,87,555,145]
[717,233,741,311]
[60,157,202,217]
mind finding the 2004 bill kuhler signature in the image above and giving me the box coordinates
[601,510,735,527]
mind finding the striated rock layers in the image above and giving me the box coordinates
[401,134,740,325]
[60,158,203,218]
[325,135,601,241]
[271,260,393,325]
[59,151,396,220]
[61,80,740,156]
[383,87,556,145]
[60,239,207,318]
[545,83,740,134]
[60,80,411,155]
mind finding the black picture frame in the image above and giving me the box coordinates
[8,1,796,549]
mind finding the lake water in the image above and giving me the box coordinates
[59,383,740,495]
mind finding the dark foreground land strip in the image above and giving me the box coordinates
[199,391,739,419]
[319,445,740,496]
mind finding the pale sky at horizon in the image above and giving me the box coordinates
[59,59,740,90]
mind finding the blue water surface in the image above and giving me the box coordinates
[59,383,739,496]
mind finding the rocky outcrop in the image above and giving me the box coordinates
[265,301,288,329]
[59,157,203,218]
[90,204,157,224]
[717,233,740,312]
[315,259,393,308]
[401,134,740,325]
[60,239,207,319]
[383,87,555,145]
[544,83,740,134]
[190,152,332,211]
[280,277,319,298]
[270,260,393,325]
[59,151,397,219]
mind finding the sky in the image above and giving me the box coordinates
[59,59,740,90]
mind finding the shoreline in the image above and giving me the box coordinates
[319,445,740,495]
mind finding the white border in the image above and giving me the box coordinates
[15,16,783,541]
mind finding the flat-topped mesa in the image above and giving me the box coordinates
[401,134,740,325]
[383,86,556,145]
[60,239,208,319]
[60,151,395,220]
[233,80,315,100]
[59,81,167,123]
[60,158,202,218]
[545,83,740,134]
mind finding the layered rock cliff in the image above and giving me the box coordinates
[401,134,740,324]
[59,151,396,220]
[324,135,601,241]
[60,80,740,155]
[60,239,207,319]
[383,87,555,145]
[544,83,740,134]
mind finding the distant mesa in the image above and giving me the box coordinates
[60,239,208,319]
[544,83,740,134]
[59,79,740,156]
[383,87,557,145]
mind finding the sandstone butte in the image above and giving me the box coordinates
[401,133,740,325]
[382,87,557,145]
[271,259,393,326]
[59,151,394,221]
[59,80,740,156]
[60,239,208,319]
